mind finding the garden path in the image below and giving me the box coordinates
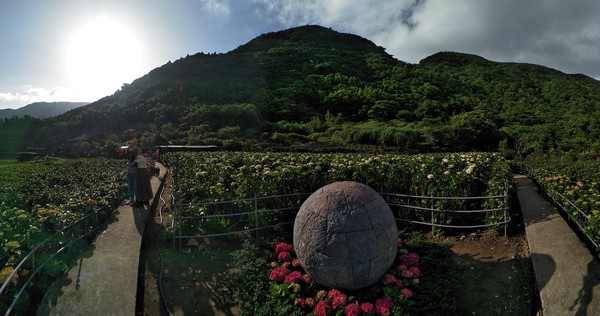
[514,174,600,316]
[37,163,167,315]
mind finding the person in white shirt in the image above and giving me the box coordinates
[126,148,137,205]
[133,148,153,207]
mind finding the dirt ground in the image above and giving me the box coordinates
[441,230,540,315]
[137,178,541,316]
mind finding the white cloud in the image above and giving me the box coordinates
[249,0,600,79]
[201,0,231,15]
[0,86,75,110]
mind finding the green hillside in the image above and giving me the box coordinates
[3,25,599,158]
[0,102,89,119]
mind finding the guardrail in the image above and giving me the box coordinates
[382,190,511,236]
[170,187,511,248]
[525,173,599,251]
[541,189,598,250]
[171,193,311,249]
[0,202,120,315]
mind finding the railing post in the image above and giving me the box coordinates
[504,182,508,236]
[254,196,259,240]
[85,205,89,237]
[430,196,434,236]
[32,252,36,287]
[172,204,176,250]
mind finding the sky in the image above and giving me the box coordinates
[1,0,599,110]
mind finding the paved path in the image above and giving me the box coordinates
[514,174,600,316]
[37,163,167,316]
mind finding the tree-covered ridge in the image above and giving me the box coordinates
[0,102,89,120]
[6,25,599,158]
[420,51,600,156]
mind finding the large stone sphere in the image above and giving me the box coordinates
[293,181,398,290]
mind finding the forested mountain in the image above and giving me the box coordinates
[5,25,600,158]
[0,102,88,119]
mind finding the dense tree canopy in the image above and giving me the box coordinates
[2,25,599,159]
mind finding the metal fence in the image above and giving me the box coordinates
[170,187,511,248]
[541,188,598,249]
[171,192,311,249]
[0,203,119,315]
[381,190,511,235]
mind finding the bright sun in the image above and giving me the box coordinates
[65,14,143,101]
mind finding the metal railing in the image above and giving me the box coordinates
[543,189,598,249]
[526,173,599,250]
[381,191,511,236]
[0,202,120,315]
[171,192,311,249]
[170,188,512,247]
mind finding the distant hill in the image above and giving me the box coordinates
[4,25,600,159]
[0,102,89,119]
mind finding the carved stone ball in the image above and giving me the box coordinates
[293,181,398,291]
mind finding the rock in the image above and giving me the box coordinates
[293,181,398,290]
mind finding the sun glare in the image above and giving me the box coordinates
[65,14,143,101]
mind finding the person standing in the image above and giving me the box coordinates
[126,148,138,206]
[134,147,153,207]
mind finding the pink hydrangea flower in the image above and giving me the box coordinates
[401,287,414,298]
[314,300,330,316]
[409,266,421,277]
[382,273,399,286]
[278,251,292,262]
[401,269,414,279]
[275,242,293,254]
[328,289,347,309]
[269,266,290,283]
[328,289,343,299]
[375,296,393,315]
[361,302,375,315]
[396,237,403,246]
[401,253,420,267]
[284,270,302,284]
[296,297,306,308]
[344,303,361,316]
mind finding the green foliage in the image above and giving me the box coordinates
[219,239,302,316]
[0,116,35,159]
[523,158,600,251]
[9,26,600,158]
[402,232,460,315]
[0,157,127,311]
[164,151,511,237]
[221,233,460,316]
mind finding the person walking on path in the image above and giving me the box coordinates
[134,147,153,207]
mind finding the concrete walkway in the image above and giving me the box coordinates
[37,163,167,316]
[514,174,600,316]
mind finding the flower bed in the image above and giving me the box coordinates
[268,238,420,316]
[220,233,460,315]
[163,151,511,237]
[522,158,600,249]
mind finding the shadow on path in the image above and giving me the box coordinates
[514,174,600,315]
[530,253,555,291]
[570,258,600,316]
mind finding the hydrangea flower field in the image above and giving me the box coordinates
[162,151,511,237]
[0,158,127,308]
